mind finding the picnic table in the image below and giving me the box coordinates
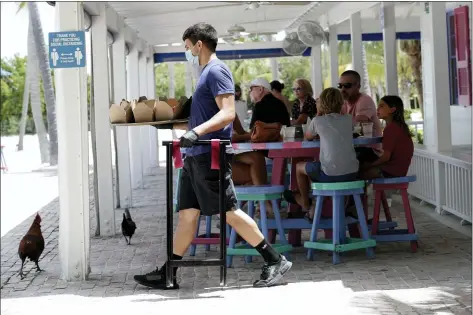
[232,136,383,246]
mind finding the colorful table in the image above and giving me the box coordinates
[232,137,383,246]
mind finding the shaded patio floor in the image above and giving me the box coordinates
[1,167,471,315]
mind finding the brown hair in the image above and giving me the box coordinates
[319,87,344,114]
[293,78,313,97]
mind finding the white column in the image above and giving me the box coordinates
[350,12,364,91]
[139,52,151,175]
[310,45,323,98]
[112,17,132,208]
[381,3,398,95]
[185,62,193,97]
[329,25,339,87]
[421,2,452,214]
[127,46,143,189]
[91,4,115,236]
[168,62,175,98]
[421,2,451,153]
[271,59,279,81]
[147,55,158,167]
[55,2,90,281]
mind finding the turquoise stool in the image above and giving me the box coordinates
[304,181,376,264]
[226,185,293,267]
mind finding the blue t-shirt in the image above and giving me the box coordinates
[186,59,235,156]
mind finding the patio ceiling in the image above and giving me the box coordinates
[106,1,430,49]
[108,1,330,46]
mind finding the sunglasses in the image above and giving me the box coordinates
[338,83,353,89]
[292,87,302,92]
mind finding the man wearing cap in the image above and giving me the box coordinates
[134,23,292,290]
[248,78,291,129]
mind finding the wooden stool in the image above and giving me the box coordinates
[304,181,376,264]
[370,175,418,252]
[226,185,293,267]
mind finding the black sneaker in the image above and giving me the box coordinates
[134,265,179,290]
[253,255,292,288]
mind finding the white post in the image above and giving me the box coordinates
[350,12,364,91]
[185,62,193,97]
[421,2,452,214]
[421,2,452,153]
[91,4,115,236]
[271,59,279,81]
[55,2,90,281]
[381,3,399,95]
[112,16,132,208]
[329,25,339,87]
[127,46,143,189]
[168,62,175,98]
[147,55,158,167]
[310,45,323,97]
[139,52,151,175]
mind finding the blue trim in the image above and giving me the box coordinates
[154,31,422,63]
[154,47,312,63]
[337,31,421,41]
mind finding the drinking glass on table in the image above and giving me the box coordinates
[361,122,373,137]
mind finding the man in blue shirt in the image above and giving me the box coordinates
[134,23,292,289]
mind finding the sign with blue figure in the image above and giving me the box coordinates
[48,31,86,69]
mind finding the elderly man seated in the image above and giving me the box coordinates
[232,78,290,218]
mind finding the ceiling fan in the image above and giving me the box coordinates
[221,24,277,44]
[196,1,309,11]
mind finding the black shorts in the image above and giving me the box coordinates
[355,147,379,164]
[177,153,238,216]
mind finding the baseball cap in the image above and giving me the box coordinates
[249,78,271,91]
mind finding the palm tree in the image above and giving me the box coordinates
[27,2,58,165]
[400,39,423,116]
[17,66,29,151]
[28,18,50,164]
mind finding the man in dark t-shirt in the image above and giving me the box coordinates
[249,78,291,129]
[134,23,292,290]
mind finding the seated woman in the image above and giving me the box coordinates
[283,88,359,221]
[291,78,317,125]
[359,95,414,180]
[270,80,292,117]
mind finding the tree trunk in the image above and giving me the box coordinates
[411,56,423,116]
[17,68,30,151]
[27,2,58,165]
[28,19,50,164]
[361,43,371,96]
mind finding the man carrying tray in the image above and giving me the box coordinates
[134,23,292,289]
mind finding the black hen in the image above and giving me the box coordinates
[121,208,136,245]
[18,213,44,279]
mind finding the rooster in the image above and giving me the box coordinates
[121,208,136,245]
[18,213,45,279]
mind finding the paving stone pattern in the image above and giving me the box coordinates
[1,167,471,315]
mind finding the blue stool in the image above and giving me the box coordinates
[304,181,376,264]
[369,175,418,252]
[226,185,293,267]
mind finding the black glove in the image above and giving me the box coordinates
[179,130,199,148]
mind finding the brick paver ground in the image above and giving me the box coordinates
[1,167,471,315]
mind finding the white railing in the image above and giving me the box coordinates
[408,146,472,224]
[380,120,424,143]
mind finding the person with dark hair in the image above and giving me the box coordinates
[270,80,291,115]
[234,84,249,129]
[338,70,383,164]
[360,95,414,179]
[134,23,292,290]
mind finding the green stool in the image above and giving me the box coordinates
[227,185,293,267]
[304,180,376,264]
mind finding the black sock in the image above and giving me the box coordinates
[161,254,182,278]
[255,239,281,266]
